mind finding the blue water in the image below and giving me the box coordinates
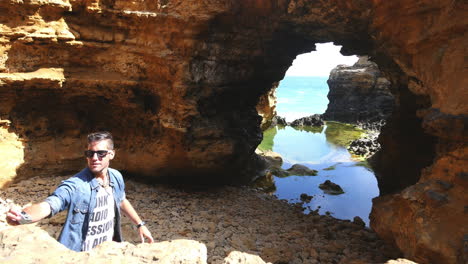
[260,76,379,225]
[261,125,379,226]
[276,76,329,122]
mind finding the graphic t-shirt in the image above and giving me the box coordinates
[82,186,115,251]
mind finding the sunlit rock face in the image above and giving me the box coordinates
[323,56,394,129]
[256,82,278,131]
[0,1,466,263]
[0,225,208,263]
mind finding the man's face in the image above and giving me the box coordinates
[86,140,115,175]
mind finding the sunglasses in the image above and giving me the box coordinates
[84,150,110,158]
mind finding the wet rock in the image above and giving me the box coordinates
[290,114,324,127]
[269,167,289,177]
[319,180,345,195]
[258,150,283,168]
[348,131,380,158]
[300,193,313,203]
[286,164,318,176]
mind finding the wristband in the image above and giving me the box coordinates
[136,221,146,228]
[18,211,33,225]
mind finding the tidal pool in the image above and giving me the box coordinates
[257,122,379,226]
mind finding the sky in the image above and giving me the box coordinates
[285,42,359,77]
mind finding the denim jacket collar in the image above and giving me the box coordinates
[86,168,116,189]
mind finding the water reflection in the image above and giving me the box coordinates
[257,122,379,226]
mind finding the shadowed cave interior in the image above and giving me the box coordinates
[0,1,466,263]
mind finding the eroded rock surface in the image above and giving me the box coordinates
[0,0,466,263]
[1,175,402,264]
[256,82,278,131]
[0,225,207,264]
[290,114,325,128]
[323,56,394,129]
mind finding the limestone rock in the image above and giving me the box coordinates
[258,150,283,168]
[0,225,207,263]
[0,0,466,262]
[223,251,271,264]
[0,174,403,264]
[323,56,394,129]
[256,83,278,131]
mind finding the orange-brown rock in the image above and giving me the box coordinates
[0,1,466,263]
[256,82,278,131]
[0,225,208,263]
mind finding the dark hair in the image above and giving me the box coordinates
[87,131,114,150]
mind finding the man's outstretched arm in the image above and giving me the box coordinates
[6,202,51,225]
[120,198,154,243]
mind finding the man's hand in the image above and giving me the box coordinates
[5,202,51,225]
[138,225,154,243]
[120,199,154,243]
[6,206,22,225]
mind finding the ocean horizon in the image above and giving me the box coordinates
[276,76,329,122]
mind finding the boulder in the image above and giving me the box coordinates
[224,251,271,264]
[300,193,313,203]
[0,225,208,263]
[319,180,345,195]
[286,164,318,176]
[290,114,324,127]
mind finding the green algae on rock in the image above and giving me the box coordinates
[324,122,365,147]
[257,125,280,152]
[323,163,342,171]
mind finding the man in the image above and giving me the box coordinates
[6,131,153,251]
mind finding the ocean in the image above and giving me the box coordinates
[276,76,329,122]
[258,76,379,226]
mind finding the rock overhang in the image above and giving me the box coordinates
[0,1,466,263]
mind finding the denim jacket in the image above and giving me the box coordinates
[45,167,126,251]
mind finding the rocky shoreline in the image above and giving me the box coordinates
[275,114,380,160]
[0,174,413,263]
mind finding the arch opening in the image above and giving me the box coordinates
[0,1,465,262]
[255,43,394,226]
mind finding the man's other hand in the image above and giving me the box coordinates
[139,225,154,243]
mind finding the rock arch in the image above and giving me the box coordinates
[0,1,466,263]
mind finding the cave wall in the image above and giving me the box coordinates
[0,0,466,263]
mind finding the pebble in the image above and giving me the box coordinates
[0,174,403,263]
